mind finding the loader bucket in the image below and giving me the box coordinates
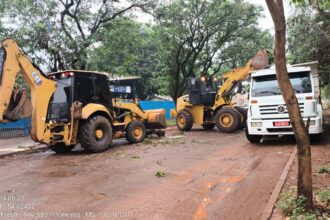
[251,49,269,70]
[144,109,167,129]
[4,89,32,121]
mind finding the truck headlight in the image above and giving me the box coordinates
[251,122,262,127]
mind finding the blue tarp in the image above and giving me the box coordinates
[139,101,175,119]
[0,117,31,138]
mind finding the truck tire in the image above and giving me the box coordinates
[202,123,215,130]
[79,115,112,153]
[215,107,240,133]
[126,121,147,144]
[176,109,193,131]
[245,123,262,143]
[234,106,247,129]
[310,133,323,143]
[49,143,75,154]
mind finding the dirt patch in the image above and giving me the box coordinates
[0,127,294,220]
[272,111,330,218]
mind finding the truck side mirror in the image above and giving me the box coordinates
[322,73,329,86]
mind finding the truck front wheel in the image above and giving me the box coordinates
[245,123,262,143]
[215,107,240,133]
[176,109,193,131]
[126,121,147,144]
[79,115,113,153]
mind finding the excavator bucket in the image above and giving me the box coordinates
[4,89,32,121]
[144,109,167,129]
[251,49,269,70]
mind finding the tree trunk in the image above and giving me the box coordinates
[265,0,313,209]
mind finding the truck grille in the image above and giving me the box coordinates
[267,128,293,133]
[259,103,304,115]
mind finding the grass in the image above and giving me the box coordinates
[166,119,177,126]
[141,135,184,147]
[276,188,317,220]
[317,164,330,174]
[317,188,330,207]
[155,171,166,177]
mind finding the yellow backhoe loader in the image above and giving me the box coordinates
[176,50,269,133]
[0,38,166,153]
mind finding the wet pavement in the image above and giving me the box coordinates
[0,129,295,220]
[0,136,44,156]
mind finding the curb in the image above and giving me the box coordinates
[260,147,297,220]
[0,145,49,159]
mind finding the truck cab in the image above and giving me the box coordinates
[245,62,323,143]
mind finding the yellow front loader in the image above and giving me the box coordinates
[0,38,166,153]
[176,50,269,133]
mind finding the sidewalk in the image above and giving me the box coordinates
[0,136,47,156]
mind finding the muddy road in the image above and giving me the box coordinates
[0,128,294,220]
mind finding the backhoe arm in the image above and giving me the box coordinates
[0,38,56,142]
[216,50,269,100]
[217,60,254,99]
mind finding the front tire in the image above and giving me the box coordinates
[49,143,75,154]
[176,109,194,131]
[79,115,113,153]
[215,107,240,133]
[126,121,147,144]
[245,123,262,143]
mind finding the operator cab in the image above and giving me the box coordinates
[187,76,218,106]
[47,71,112,122]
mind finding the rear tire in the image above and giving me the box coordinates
[79,115,112,153]
[49,143,75,154]
[245,123,262,143]
[176,109,193,131]
[202,123,215,130]
[126,121,147,144]
[215,107,240,133]
[234,106,247,129]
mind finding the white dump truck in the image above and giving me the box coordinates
[245,61,323,143]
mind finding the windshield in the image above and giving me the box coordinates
[48,77,72,121]
[0,47,6,85]
[251,71,312,97]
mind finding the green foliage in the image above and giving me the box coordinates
[155,171,166,177]
[317,164,330,174]
[287,3,330,98]
[154,0,273,100]
[276,188,317,220]
[0,0,149,71]
[87,19,165,98]
[317,188,330,207]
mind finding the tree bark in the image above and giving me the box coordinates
[265,0,313,209]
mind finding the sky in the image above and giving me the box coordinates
[248,0,291,31]
[135,0,293,32]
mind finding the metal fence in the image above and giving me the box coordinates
[0,117,31,139]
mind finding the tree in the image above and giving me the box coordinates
[287,2,330,98]
[0,0,151,71]
[154,0,272,101]
[87,19,164,98]
[266,0,313,209]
